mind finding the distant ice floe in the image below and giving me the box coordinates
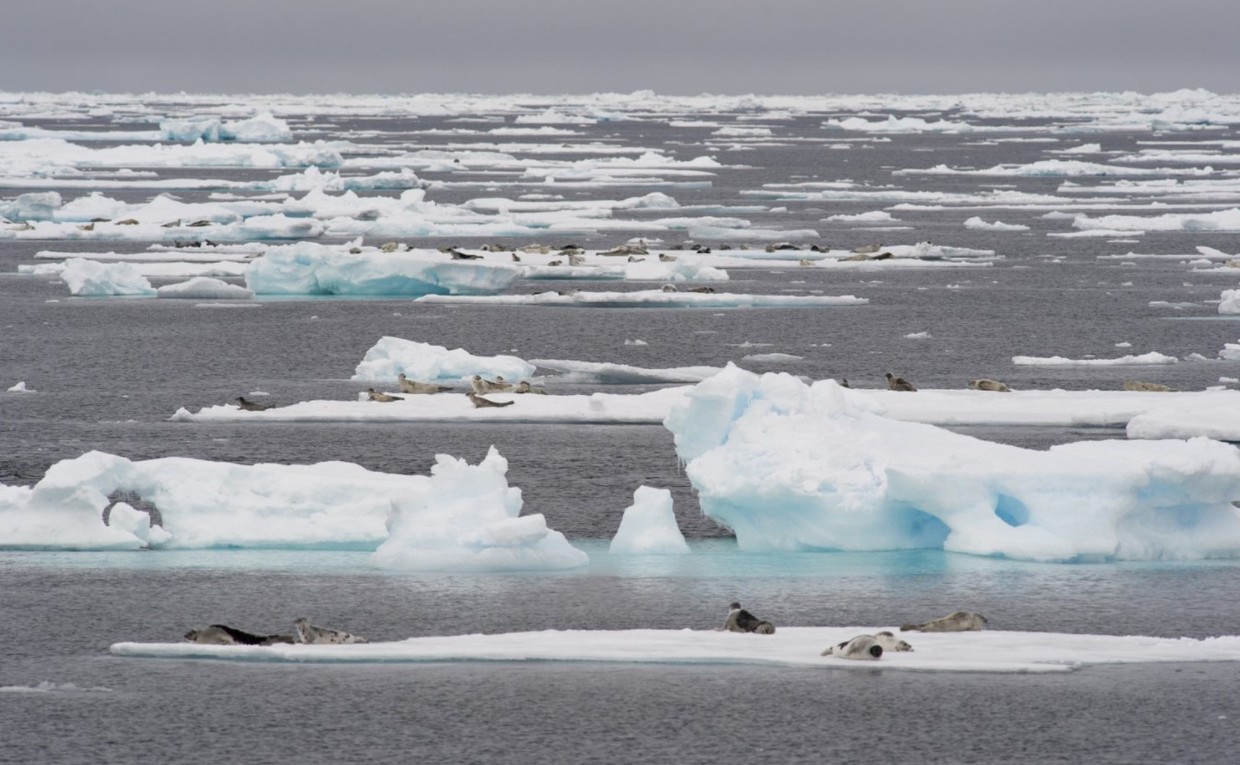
[414,289,868,309]
[528,359,722,384]
[109,627,1240,674]
[897,160,1213,177]
[245,242,520,296]
[665,367,1240,562]
[1072,208,1240,233]
[160,113,292,143]
[0,449,585,569]
[351,337,535,383]
[1012,352,1178,366]
[964,217,1030,232]
[6,381,31,393]
[823,116,987,133]
[824,211,897,223]
[155,277,254,300]
[609,486,690,555]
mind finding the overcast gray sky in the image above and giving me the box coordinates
[3,0,1236,95]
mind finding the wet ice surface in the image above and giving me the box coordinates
[5,95,1240,762]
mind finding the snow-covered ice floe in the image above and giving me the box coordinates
[665,367,1240,561]
[59,258,154,297]
[0,449,585,570]
[414,289,868,309]
[172,388,690,424]
[109,627,1240,674]
[352,337,535,383]
[1012,352,1178,366]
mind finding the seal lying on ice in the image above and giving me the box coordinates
[184,625,293,646]
[293,618,368,645]
[901,611,988,632]
[723,602,775,634]
[820,631,913,658]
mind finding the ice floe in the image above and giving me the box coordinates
[109,627,1240,674]
[59,258,154,297]
[1012,352,1178,366]
[351,337,536,384]
[665,367,1240,561]
[609,486,690,555]
[155,276,254,300]
[414,289,868,309]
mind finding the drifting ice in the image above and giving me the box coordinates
[664,367,1240,562]
[609,486,690,555]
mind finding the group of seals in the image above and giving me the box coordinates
[471,375,513,394]
[184,618,367,646]
[723,602,775,634]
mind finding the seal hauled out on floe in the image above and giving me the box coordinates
[236,396,273,411]
[885,372,917,392]
[1123,380,1175,392]
[184,625,293,646]
[514,381,547,395]
[471,374,513,394]
[293,618,368,645]
[467,391,514,408]
[968,378,1011,392]
[822,631,913,658]
[901,611,988,632]
[723,602,775,634]
[397,374,450,394]
[367,388,403,402]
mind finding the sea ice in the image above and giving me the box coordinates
[609,486,690,555]
[160,113,292,143]
[664,367,1240,561]
[1012,352,1177,366]
[155,277,254,300]
[351,337,535,383]
[415,290,868,309]
[59,258,155,296]
[373,448,588,571]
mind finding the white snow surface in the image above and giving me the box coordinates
[609,486,690,555]
[664,367,1240,561]
[109,627,1240,674]
[351,337,536,383]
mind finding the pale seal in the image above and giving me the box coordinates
[968,378,1011,392]
[901,611,988,632]
[1123,380,1175,392]
[367,388,404,403]
[723,602,775,635]
[821,634,884,660]
[514,381,547,395]
[467,391,514,408]
[293,618,368,645]
[184,624,293,646]
[397,374,449,395]
[885,372,917,392]
[236,396,273,411]
[471,375,512,394]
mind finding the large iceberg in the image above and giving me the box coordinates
[372,447,587,571]
[0,449,583,572]
[245,242,520,296]
[664,367,1240,562]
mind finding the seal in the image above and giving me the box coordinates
[236,396,273,411]
[514,381,547,395]
[468,391,514,408]
[885,372,917,392]
[723,602,775,635]
[471,375,513,394]
[968,378,1011,392]
[367,388,404,403]
[821,634,884,660]
[1123,380,1175,392]
[874,630,914,652]
[184,624,294,646]
[293,617,368,645]
[901,611,988,632]
[397,374,449,394]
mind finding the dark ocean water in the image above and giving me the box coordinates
[3,106,1240,763]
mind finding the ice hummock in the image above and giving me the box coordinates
[351,337,536,383]
[0,450,584,571]
[609,486,690,555]
[60,258,155,296]
[664,366,1240,562]
[372,448,587,571]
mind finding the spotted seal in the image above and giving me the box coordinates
[968,378,1011,393]
[821,634,884,660]
[184,624,293,646]
[514,381,547,395]
[236,396,273,411]
[885,372,917,392]
[901,611,988,632]
[723,602,775,635]
[467,391,514,408]
[293,618,368,645]
[367,388,404,403]
[397,374,449,394]
[1123,380,1175,392]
